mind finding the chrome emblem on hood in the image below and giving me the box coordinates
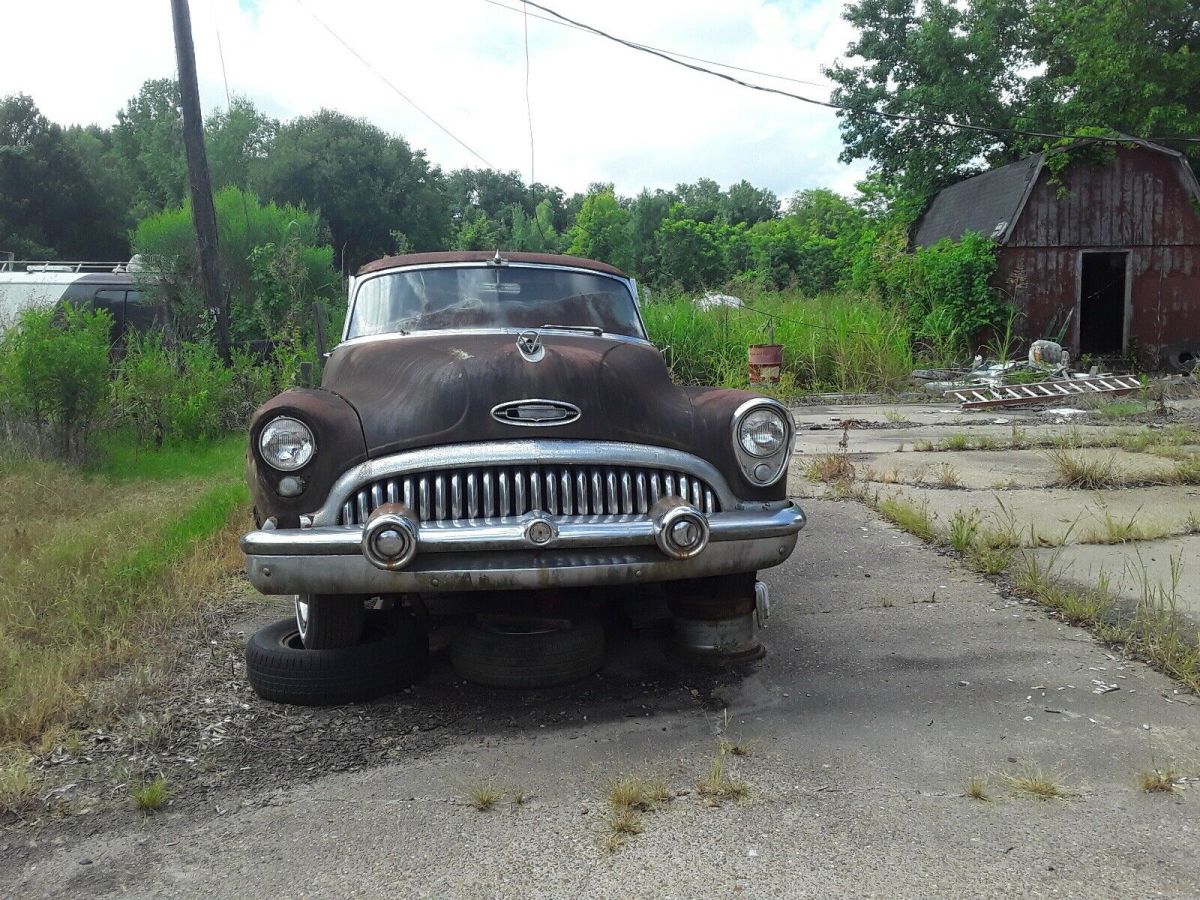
[516,329,544,362]
[491,399,581,427]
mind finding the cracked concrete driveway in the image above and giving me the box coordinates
[8,498,1200,899]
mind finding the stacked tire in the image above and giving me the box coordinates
[246,607,428,706]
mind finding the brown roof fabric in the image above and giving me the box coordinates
[357,251,627,277]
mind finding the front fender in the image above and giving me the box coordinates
[684,387,791,502]
[248,388,367,528]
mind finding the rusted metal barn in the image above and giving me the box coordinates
[912,139,1200,370]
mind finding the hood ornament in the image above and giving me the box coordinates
[516,329,544,363]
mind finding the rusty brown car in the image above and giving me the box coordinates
[241,251,805,698]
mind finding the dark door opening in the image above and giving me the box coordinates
[1078,252,1127,355]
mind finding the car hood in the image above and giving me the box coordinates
[320,332,696,457]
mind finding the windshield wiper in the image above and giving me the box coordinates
[539,324,603,335]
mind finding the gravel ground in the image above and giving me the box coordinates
[5,497,1200,899]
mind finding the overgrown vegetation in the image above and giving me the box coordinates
[0,436,247,745]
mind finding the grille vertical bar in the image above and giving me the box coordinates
[338,462,722,524]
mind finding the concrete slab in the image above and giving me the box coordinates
[858,483,1200,547]
[1030,535,1200,619]
[11,500,1200,899]
[851,448,1178,490]
[793,422,1154,455]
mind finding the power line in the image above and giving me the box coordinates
[518,0,1200,147]
[520,2,553,248]
[290,0,498,168]
[522,1,535,186]
[480,0,834,91]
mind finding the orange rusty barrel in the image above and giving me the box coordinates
[748,343,783,385]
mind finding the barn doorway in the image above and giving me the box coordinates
[1078,251,1128,355]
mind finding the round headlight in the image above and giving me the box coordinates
[259,416,315,471]
[738,407,788,457]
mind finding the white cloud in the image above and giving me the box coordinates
[0,0,867,197]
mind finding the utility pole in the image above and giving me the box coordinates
[170,0,230,363]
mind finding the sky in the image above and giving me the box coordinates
[0,0,869,200]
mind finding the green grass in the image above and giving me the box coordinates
[640,288,916,394]
[0,434,248,746]
[131,774,171,811]
[92,432,245,482]
[875,495,937,542]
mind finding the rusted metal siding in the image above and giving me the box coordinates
[999,147,1200,367]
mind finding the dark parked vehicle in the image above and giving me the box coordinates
[241,251,805,701]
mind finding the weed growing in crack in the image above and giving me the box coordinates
[1138,766,1179,794]
[965,776,990,801]
[875,494,936,542]
[1044,448,1124,489]
[466,779,502,811]
[697,744,748,805]
[1006,769,1071,801]
[947,510,981,553]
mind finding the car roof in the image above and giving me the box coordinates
[356,251,628,278]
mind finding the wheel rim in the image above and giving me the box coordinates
[294,595,311,641]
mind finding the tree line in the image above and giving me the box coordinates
[1,81,817,281]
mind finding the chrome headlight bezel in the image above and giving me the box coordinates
[731,399,793,487]
[258,416,316,472]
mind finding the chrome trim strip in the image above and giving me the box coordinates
[244,503,805,557]
[245,535,799,595]
[312,441,739,527]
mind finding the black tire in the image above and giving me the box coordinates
[295,594,366,649]
[450,617,605,689]
[246,615,428,706]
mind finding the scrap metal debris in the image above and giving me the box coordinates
[914,344,1147,410]
[945,374,1143,410]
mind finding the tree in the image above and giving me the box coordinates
[112,79,188,216]
[64,124,137,258]
[721,180,779,225]
[509,199,560,252]
[253,110,450,269]
[626,188,675,278]
[206,95,277,191]
[673,177,723,223]
[565,188,632,271]
[452,206,506,250]
[133,186,338,343]
[824,0,1039,195]
[1030,0,1200,158]
[787,189,862,239]
[0,95,125,260]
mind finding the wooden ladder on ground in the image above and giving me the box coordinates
[944,374,1143,409]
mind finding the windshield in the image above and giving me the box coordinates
[346,265,643,340]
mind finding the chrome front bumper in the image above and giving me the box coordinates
[241,502,805,594]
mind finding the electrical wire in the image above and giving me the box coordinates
[518,0,1200,147]
[290,0,498,168]
[480,0,834,91]
[522,1,535,187]
[521,2,552,248]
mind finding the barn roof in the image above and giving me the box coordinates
[911,156,1042,248]
[911,138,1200,249]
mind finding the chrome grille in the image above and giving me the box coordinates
[339,464,720,525]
